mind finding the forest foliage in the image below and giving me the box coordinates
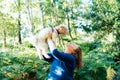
[0,0,120,80]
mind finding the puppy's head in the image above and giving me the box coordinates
[56,25,69,34]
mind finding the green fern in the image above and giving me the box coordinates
[107,67,116,80]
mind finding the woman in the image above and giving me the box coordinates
[42,38,82,80]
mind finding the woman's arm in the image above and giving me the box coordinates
[47,38,75,62]
[47,38,56,52]
[52,49,75,62]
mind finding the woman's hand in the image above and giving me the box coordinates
[47,32,52,39]
[45,32,52,42]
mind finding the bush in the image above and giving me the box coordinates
[74,51,115,80]
[0,52,50,80]
[0,41,118,80]
[22,42,34,48]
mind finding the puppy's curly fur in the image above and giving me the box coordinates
[29,25,68,59]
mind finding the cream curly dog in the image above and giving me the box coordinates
[29,25,68,59]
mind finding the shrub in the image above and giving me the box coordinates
[0,52,49,80]
[74,51,115,80]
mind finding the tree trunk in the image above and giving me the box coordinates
[18,0,22,44]
[2,28,7,52]
[67,13,73,39]
[26,0,35,34]
[18,15,22,44]
[39,2,45,28]
[3,29,7,48]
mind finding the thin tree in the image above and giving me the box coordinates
[66,12,73,39]
[26,0,35,34]
[39,0,45,28]
[14,0,22,44]
[2,27,7,52]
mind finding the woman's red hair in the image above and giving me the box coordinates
[75,47,82,69]
[67,43,83,69]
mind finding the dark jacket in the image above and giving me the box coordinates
[43,49,76,80]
